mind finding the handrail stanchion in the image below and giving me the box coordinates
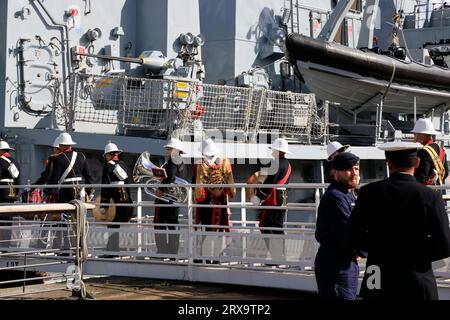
[241,186,247,260]
[314,187,320,221]
[137,187,142,253]
[187,187,194,279]
[23,253,27,293]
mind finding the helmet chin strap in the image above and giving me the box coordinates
[204,154,218,165]
[272,150,280,158]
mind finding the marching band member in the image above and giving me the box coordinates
[100,142,134,257]
[326,141,350,162]
[251,138,291,261]
[47,132,94,203]
[194,138,235,232]
[412,118,448,186]
[0,140,20,249]
[194,138,235,263]
[47,132,93,254]
[154,138,186,256]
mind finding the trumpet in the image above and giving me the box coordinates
[133,151,189,204]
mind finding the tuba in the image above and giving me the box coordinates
[133,151,189,204]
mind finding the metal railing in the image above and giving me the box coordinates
[1,182,450,297]
[67,73,327,142]
[0,201,93,298]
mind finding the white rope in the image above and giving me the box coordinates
[382,59,397,101]
[69,200,90,299]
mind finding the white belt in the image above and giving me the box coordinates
[111,181,125,185]
[276,188,286,191]
[63,177,83,183]
[0,179,13,183]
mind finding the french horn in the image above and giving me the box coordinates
[133,151,189,204]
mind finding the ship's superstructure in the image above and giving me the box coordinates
[2,0,450,299]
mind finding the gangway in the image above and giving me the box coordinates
[0,183,449,299]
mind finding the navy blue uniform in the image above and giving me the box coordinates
[350,173,450,300]
[315,181,359,300]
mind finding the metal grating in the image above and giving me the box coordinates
[66,73,326,142]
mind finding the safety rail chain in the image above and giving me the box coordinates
[1,183,450,299]
[67,73,327,142]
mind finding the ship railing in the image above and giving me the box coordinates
[0,182,321,274]
[404,3,450,30]
[1,183,450,289]
[0,202,93,298]
[66,73,327,143]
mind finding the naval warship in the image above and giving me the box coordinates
[1,0,450,299]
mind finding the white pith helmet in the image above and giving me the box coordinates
[164,138,185,154]
[58,132,76,145]
[327,141,350,161]
[104,142,122,155]
[0,140,14,151]
[202,138,220,157]
[411,118,439,135]
[52,136,61,148]
[270,138,290,154]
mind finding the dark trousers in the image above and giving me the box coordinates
[314,246,359,300]
[106,206,133,252]
[154,202,180,255]
[260,210,285,260]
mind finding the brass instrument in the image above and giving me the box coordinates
[133,151,189,204]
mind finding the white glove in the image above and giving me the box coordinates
[251,195,261,206]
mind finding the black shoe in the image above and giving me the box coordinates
[206,260,219,265]
[193,259,203,263]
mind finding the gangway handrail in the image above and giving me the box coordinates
[0,203,95,214]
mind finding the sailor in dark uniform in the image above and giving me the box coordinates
[154,138,186,256]
[251,138,292,261]
[100,142,133,256]
[47,132,94,203]
[314,152,361,300]
[350,141,450,300]
[412,118,448,185]
[0,141,20,249]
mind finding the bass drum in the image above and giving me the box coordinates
[245,171,267,202]
[92,196,116,222]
